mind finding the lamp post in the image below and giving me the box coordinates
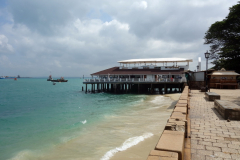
[197,65,199,72]
[205,50,210,92]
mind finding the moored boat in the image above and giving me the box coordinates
[51,77,68,82]
[47,75,53,81]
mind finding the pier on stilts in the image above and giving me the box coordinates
[83,80,185,94]
[82,58,192,94]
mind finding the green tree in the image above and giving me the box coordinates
[204,2,240,73]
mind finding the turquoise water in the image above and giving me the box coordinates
[0,78,175,160]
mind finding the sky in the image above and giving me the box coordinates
[0,0,238,77]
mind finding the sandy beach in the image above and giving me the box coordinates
[111,93,181,160]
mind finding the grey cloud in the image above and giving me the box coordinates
[0,35,14,54]
[0,0,237,76]
[105,0,236,42]
[7,0,89,35]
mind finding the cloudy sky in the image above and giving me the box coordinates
[0,0,238,77]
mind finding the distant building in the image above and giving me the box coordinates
[208,69,240,89]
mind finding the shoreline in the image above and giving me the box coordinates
[4,91,182,160]
[110,93,181,160]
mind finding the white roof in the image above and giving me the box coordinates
[118,58,193,64]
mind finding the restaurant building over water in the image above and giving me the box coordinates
[83,58,193,94]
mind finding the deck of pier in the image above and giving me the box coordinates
[189,89,240,160]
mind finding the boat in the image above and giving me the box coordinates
[53,82,56,85]
[51,77,68,82]
[47,75,53,81]
[0,76,5,79]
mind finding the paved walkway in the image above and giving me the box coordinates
[190,89,240,160]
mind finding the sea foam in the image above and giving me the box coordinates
[81,120,87,124]
[11,150,35,160]
[150,96,166,104]
[100,132,153,160]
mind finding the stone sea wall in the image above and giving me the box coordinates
[146,86,191,160]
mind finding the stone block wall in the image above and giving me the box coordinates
[146,86,191,160]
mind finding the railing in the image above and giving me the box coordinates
[84,77,187,83]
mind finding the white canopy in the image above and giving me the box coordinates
[118,58,193,64]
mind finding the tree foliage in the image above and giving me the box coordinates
[204,2,240,73]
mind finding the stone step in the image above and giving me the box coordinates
[214,100,240,120]
[205,92,220,101]
[175,103,187,108]
[174,107,187,114]
[170,112,187,121]
[155,130,185,160]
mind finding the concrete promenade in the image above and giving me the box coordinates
[190,89,240,160]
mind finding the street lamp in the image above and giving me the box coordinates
[197,65,199,71]
[205,50,210,92]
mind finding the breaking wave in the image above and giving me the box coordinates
[81,120,87,124]
[100,132,153,160]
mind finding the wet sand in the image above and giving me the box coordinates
[111,93,181,160]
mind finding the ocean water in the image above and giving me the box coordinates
[0,78,177,160]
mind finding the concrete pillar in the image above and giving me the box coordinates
[164,84,167,93]
[114,84,117,94]
[126,84,128,93]
[151,83,153,94]
[85,84,87,93]
[138,84,140,94]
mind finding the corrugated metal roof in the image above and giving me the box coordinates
[208,71,240,76]
[91,67,184,75]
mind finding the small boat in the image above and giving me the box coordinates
[47,75,53,81]
[0,76,5,79]
[53,82,56,85]
[51,77,68,82]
